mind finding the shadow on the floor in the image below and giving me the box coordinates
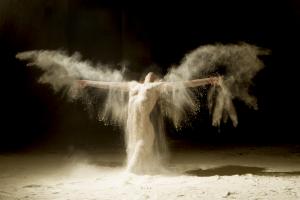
[185,165,300,177]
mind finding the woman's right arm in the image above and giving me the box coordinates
[76,80,129,91]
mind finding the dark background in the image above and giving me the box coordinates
[0,0,299,152]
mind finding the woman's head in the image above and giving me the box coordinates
[144,72,160,83]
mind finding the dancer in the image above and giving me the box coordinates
[77,73,220,173]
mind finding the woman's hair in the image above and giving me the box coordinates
[139,65,163,82]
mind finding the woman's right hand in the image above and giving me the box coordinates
[76,80,87,88]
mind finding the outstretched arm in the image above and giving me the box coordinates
[77,80,129,91]
[183,76,221,88]
[162,76,221,90]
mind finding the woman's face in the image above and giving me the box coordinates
[144,72,159,83]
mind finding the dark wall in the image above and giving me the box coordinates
[0,0,299,151]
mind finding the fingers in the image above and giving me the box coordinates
[209,77,219,85]
[76,80,87,88]
[209,76,223,86]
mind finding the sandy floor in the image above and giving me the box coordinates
[1,145,300,200]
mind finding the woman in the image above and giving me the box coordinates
[77,72,220,173]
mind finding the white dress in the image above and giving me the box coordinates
[125,82,163,173]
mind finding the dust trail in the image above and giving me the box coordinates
[16,50,128,125]
[163,43,269,127]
